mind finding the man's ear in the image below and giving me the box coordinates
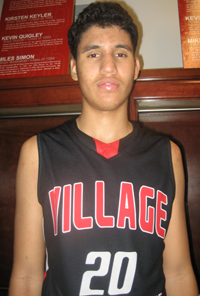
[134,57,140,81]
[70,58,78,81]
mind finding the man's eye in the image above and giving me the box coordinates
[116,53,126,57]
[88,53,99,58]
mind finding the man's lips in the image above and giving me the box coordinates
[97,79,119,91]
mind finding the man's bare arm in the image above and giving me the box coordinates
[9,136,45,296]
[163,141,198,296]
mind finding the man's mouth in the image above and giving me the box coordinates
[98,80,119,91]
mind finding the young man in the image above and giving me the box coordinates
[9,2,198,296]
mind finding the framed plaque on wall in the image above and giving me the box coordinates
[178,0,200,68]
[0,0,74,79]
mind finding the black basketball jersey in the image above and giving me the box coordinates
[37,119,175,296]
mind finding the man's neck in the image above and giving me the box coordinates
[76,109,133,144]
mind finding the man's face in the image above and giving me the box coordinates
[71,25,140,113]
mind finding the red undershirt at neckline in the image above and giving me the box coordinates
[93,138,120,159]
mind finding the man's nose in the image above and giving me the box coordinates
[100,54,117,75]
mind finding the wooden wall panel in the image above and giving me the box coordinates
[0,75,82,109]
[1,69,200,110]
[138,111,200,288]
[0,115,77,293]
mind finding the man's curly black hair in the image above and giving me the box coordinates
[68,1,138,60]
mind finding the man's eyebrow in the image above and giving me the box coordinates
[81,45,100,54]
[115,44,132,52]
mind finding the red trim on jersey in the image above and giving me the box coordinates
[43,271,47,280]
[93,138,120,158]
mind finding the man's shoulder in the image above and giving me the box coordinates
[38,119,73,138]
[133,121,169,147]
[21,135,38,157]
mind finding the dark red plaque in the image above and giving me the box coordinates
[178,0,200,68]
[0,0,74,79]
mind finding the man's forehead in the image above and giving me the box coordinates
[80,24,129,38]
[78,25,133,51]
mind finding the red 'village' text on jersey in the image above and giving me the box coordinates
[49,181,167,239]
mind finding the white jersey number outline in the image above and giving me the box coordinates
[79,251,137,295]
